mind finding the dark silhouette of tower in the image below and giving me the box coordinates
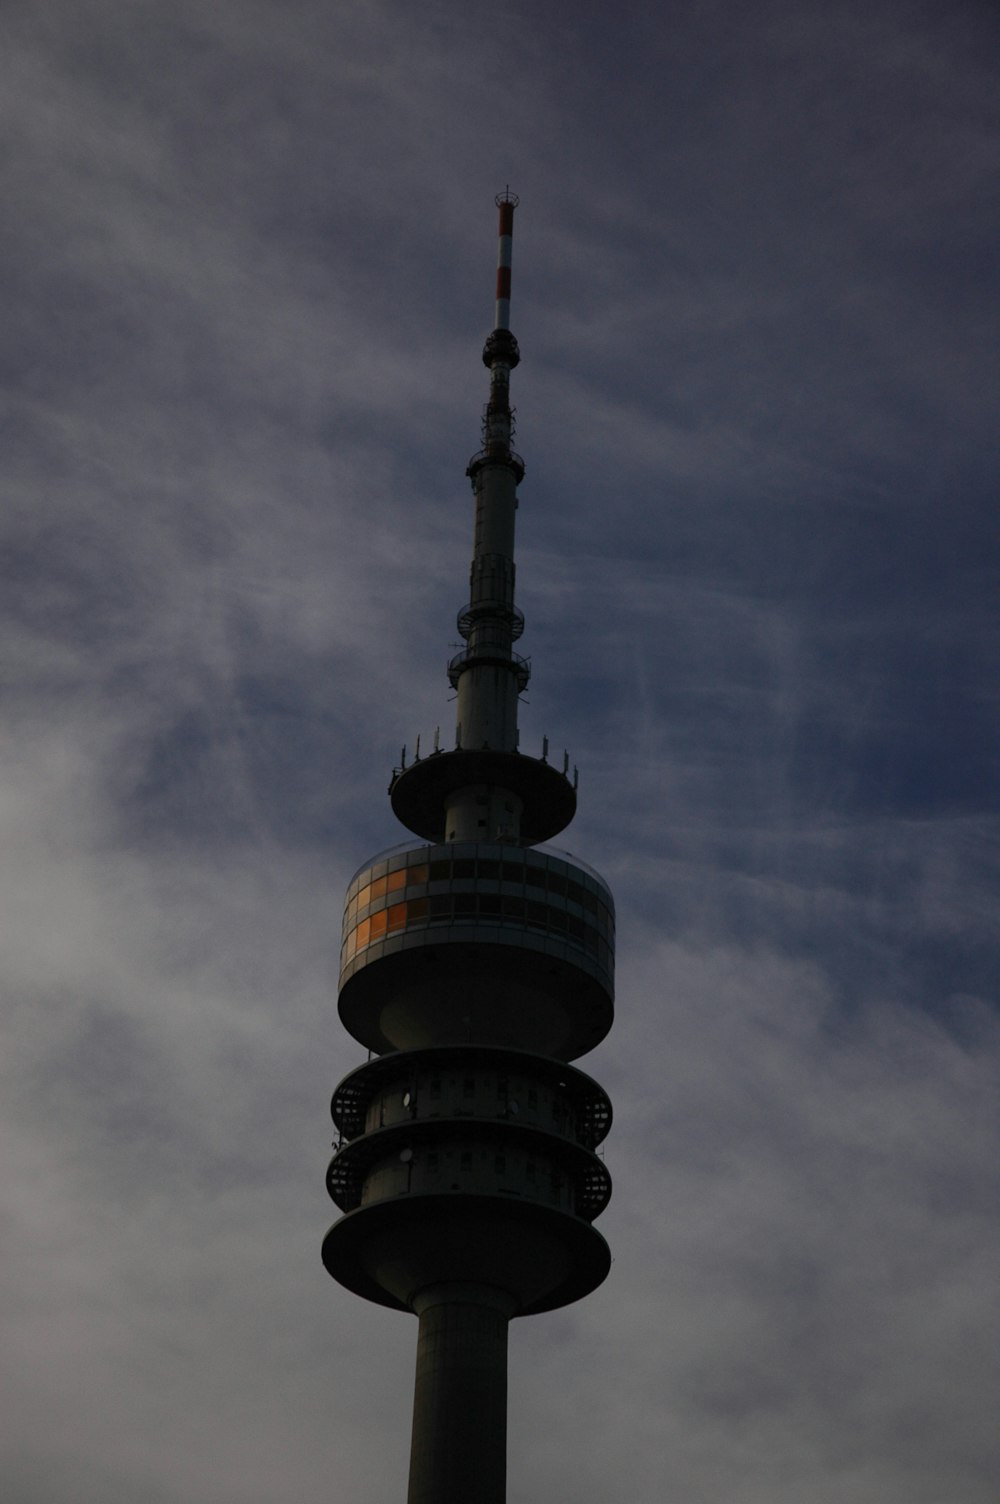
[323,193,614,1504]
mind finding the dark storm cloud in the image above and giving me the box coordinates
[1,1,997,1501]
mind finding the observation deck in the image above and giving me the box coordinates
[323,1046,612,1315]
[338,841,614,1060]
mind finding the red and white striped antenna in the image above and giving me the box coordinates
[494,187,519,331]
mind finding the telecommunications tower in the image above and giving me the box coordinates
[323,193,615,1504]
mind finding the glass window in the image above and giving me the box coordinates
[370,876,387,901]
[479,894,500,915]
[501,861,524,883]
[525,866,545,889]
[355,883,372,910]
[455,894,475,915]
[370,909,388,938]
[430,895,452,916]
[386,902,406,931]
[526,901,546,927]
[453,859,475,879]
[407,864,429,887]
[354,917,371,948]
[387,869,406,893]
[502,896,525,918]
[478,860,499,880]
[548,873,566,897]
[407,897,429,921]
[429,860,450,881]
[566,880,584,907]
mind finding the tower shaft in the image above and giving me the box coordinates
[407,1284,515,1504]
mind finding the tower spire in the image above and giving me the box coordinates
[389,192,576,846]
[322,196,616,1504]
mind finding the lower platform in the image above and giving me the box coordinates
[322,1192,611,1316]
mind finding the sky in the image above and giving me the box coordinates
[2,1,998,1500]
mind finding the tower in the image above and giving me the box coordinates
[323,193,615,1504]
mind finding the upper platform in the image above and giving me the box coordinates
[389,748,576,846]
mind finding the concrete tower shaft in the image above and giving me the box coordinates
[323,195,614,1504]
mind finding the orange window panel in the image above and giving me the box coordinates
[370,876,388,901]
[386,902,407,931]
[356,883,372,910]
[407,865,429,887]
[369,909,388,938]
[387,869,406,893]
[354,917,371,948]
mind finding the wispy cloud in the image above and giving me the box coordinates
[1,1,997,1500]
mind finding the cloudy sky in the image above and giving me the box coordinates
[2,1,998,1500]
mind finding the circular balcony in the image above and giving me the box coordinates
[457,600,525,642]
[447,645,530,693]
